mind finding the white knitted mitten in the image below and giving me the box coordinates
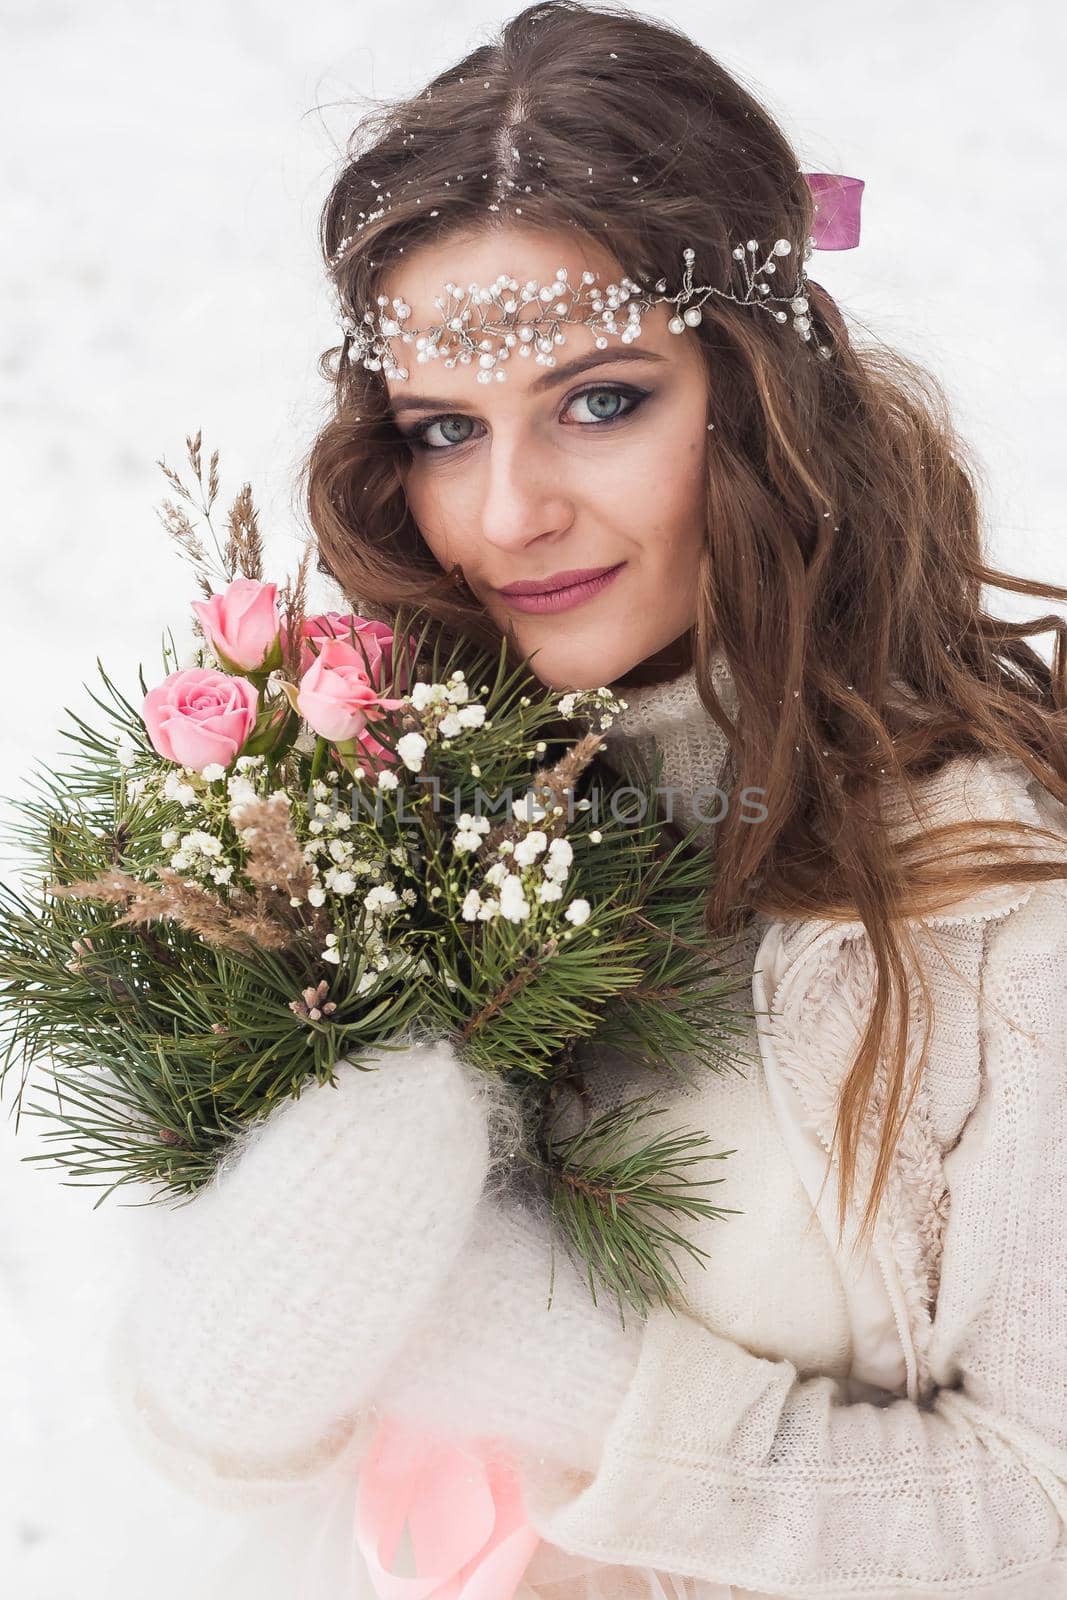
[371,1189,646,1478]
[108,1038,524,1507]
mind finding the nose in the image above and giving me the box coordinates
[477,423,575,556]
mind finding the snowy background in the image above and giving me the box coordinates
[2,0,1065,1593]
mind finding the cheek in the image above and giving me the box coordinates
[402,471,470,567]
[621,404,707,543]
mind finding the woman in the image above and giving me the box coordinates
[110,3,1067,1595]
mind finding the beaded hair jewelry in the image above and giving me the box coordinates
[329,172,863,384]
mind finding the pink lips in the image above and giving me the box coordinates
[496,562,626,615]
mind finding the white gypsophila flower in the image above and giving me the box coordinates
[397,732,427,772]
[235,754,265,771]
[377,769,399,791]
[307,884,327,907]
[483,861,508,887]
[470,763,481,778]
[163,771,198,808]
[322,947,341,965]
[308,819,325,836]
[364,885,400,914]
[457,812,491,836]
[212,864,235,885]
[498,874,530,923]
[185,830,224,859]
[537,879,564,902]
[314,802,334,818]
[201,763,227,783]
[410,681,447,711]
[452,829,484,854]
[169,851,193,871]
[226,776,258,810]
[589,829,603,843]
[115,737,139,770]
[456,703,486,728]
[564,897,591,926]
[329,838,353,863]
[446,680,469,704]
[556,693,578,719]
[438,713,463,738]
[512,829,548,867]
[326,869,356,895]
[513,790,547,825]
[461,888,482,920]
[355,970,378,994]
[476,895,500,921]
[401,887,417,906]
[547,837,573,869]
[161,829,179,850]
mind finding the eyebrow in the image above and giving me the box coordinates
[388,347,670,415]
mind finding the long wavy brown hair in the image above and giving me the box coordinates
[298,0,1067,1251]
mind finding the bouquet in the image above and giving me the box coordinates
[0,434,751,1316]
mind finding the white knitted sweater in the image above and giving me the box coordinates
[110,653,1067,1599]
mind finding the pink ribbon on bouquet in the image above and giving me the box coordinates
[803,171,864,250]
[354,1412,542,1600]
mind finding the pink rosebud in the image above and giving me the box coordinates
[292,611,413,692]
[143,667,259,772]
[192,578,282,674]
[296,636,405,746]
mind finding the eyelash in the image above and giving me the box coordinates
[401,382,651,455]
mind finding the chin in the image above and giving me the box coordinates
[513,637,639,693]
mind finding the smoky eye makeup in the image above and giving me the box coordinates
[397,380,654,454]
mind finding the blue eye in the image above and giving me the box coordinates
[402,383,650,454]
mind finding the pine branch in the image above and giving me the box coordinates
[536,1094,743,1319]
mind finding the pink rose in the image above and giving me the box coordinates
[296,636,405,750]
[192,578,282,674]
[143,668,259,771]
[293,612,411,693]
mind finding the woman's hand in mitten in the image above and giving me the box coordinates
[371,1188,646,1480]
[108,1037,522,1506]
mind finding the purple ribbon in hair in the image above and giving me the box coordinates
[802,172,864,250]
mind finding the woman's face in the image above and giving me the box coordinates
[380,225,710,691]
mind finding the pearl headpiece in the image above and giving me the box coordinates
[335,237,828,384]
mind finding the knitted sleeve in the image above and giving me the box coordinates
[492,879,1067,1595]
[106,1036,525,1510]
